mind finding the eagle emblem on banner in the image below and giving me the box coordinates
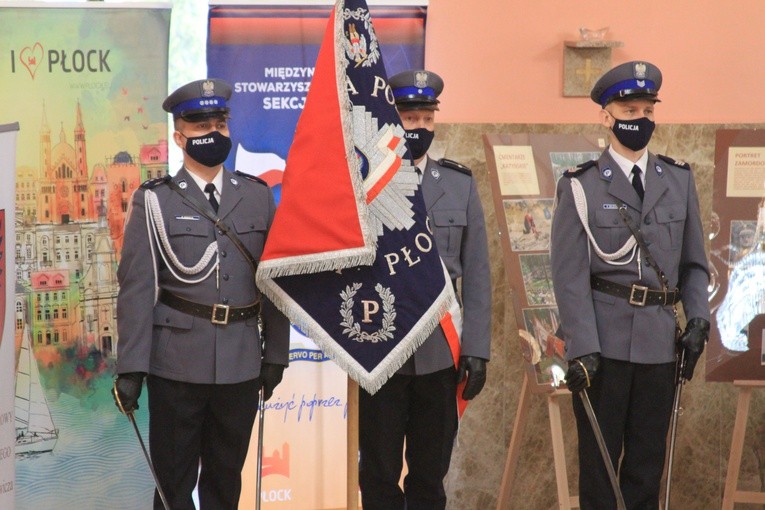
[343,7,380,68]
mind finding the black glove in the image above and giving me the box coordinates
[260,363,285,401]
[565,353,600,393]
[679,317,710,381]
[112,372,145,415]
[456,356,487,400]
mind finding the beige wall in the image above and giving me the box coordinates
[424,0,765,124]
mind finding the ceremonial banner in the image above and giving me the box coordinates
[0,5,169,509]
[256,0,453,394]
[0,122,19,510]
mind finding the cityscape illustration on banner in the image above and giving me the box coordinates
[1,6,171,508]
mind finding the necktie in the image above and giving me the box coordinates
[204,183,219,213]
[631,165,644,201]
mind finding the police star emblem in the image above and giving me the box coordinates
[202,80,215,97]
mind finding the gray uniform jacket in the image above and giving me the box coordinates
[398,156,492,375]
[550,150,709,364]
[116,167,290,384]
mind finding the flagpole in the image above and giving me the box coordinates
[347,377,360,510]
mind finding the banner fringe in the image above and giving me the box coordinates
[257,248,375,280]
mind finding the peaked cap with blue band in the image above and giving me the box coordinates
[590,61,662,107]
[162,78,232,120]
[389,69,444,111]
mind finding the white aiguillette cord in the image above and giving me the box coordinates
[570,177,639,268]
[144,189,219,284]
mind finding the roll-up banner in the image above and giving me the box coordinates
[0,4,170,509]
[0,122,19,510]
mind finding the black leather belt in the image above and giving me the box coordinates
[590,276,679,307]
[159,290,260,325]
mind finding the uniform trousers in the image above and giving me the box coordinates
[573,357,675,510]
[359,367,458,510]
[147,375,260,510]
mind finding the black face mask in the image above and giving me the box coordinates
[610,116,655,152]
[404,128,435,160]
[181,130,232,167]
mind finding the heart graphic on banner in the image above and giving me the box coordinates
[20,42,44,79]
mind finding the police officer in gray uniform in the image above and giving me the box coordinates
[550,61,710,508]
[112,79,290,510]
[357,69,492,510]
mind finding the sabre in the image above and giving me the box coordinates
[256,388,266,510]
[113,381,171,510]
[664,348,687,510]
[551,366,626,510]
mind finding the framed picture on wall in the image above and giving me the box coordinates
[706,129,765,382]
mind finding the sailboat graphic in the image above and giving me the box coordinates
[15,323,58,455]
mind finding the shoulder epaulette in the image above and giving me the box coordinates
[234,170,268,186]
[563,160,597,178]
[140,174,171,189]
[657,154,691,170]
[437,158,472,176]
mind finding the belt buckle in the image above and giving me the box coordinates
[211,304,230,325]
[629,284,648,306]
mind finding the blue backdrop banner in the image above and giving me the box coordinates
[207,3,426,203]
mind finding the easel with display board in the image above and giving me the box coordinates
[710,130,765,509]
[482,132,606,509]
[721,379,765,509]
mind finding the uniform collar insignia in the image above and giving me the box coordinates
[430,168,440,180]
[600,167,613,181]
[178,180,188,189]
[655,164,664,176]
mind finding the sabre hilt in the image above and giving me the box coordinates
[112,379,130,416]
